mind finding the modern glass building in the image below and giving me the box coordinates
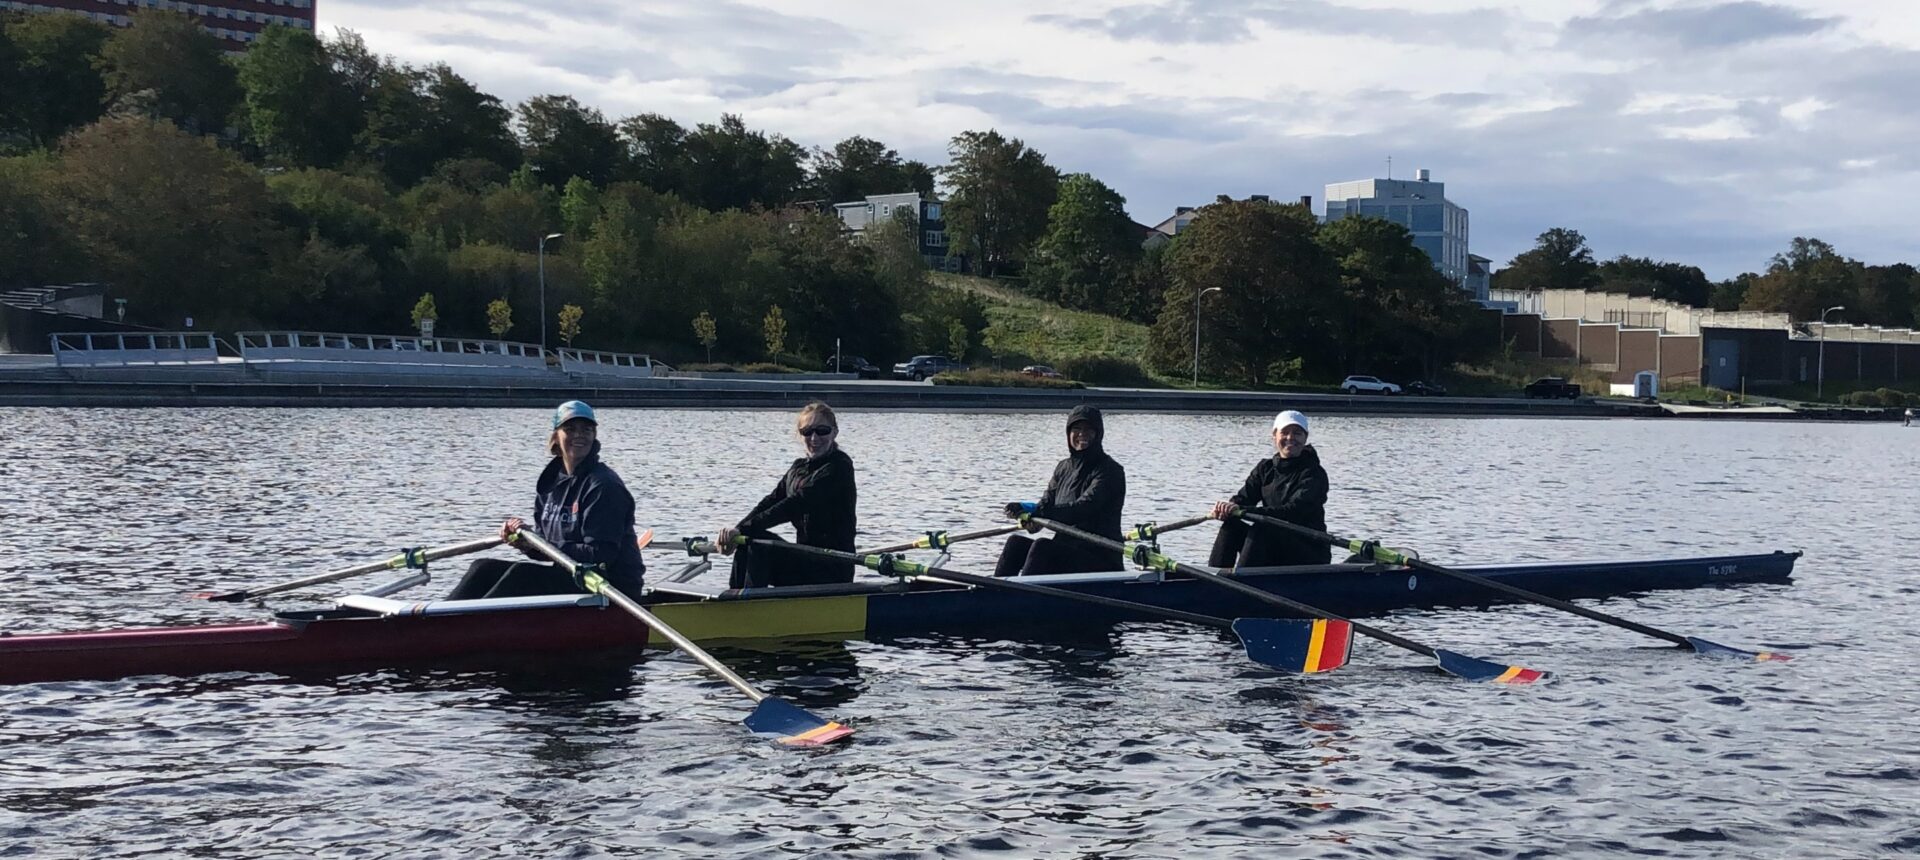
[1324,169,1470,288]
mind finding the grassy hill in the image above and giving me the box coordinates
[929,273,1153,371]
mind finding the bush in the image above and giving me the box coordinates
[1054,353,1157,387]
[931,369,1084,389]
[679,362,802,374]
[1845,387,1919,407]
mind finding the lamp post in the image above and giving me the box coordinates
[1193,286,1221,386]
[538,232,564,353]
[1817,304,1844,400]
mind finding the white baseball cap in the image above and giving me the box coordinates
[1272,410,1309,434]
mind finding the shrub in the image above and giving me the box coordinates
[931,369,1084,389]
[1054,353,1156,387]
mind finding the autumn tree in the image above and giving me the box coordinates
[692,310,718,362]
[486,297,513,338]
[557,303,583,346]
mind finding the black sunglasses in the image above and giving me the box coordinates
[799,425,836,437]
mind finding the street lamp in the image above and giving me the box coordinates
[538,232,564,353]
[1193,286,1222,386]
[1817,304,1845,400]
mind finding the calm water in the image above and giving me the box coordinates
[1,408,1916,859]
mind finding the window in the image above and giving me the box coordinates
[925,203,942,220]
[925,230,946,247]
[1412,204,1443,232]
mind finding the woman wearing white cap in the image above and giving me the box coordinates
[1206,409,1330,568]
[448,400,646,598]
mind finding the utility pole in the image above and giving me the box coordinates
[538,232,564,353]
[1818,305,1845,400]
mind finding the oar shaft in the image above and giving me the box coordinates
[512,530,767,704]
[1031,516,1438,658]
[1124,516,1211,540]
[1236,510,1691,648]
[750,539,1236,630]
[219,537,504,601]
[861,524,1021,555]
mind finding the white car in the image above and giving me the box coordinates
[1341,375,1401,395]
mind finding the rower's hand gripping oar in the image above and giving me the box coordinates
[191,537,505,602]
[1030,515,1549,684]
[509,529,852,747]
[1232,509,1791,663]
[745,537,1345,674]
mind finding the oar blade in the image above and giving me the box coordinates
[1685,636,1792,662]
[744,697,854,747]
[1232,618,1352,673]
[191,590,247,603]
[1434,649,1549,684]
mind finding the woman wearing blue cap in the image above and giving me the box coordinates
[1206,410,1331,568]
[448,400,646,599]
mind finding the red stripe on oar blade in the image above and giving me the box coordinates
[780,721,854,746]
[1754,652,1792,662]
[1494,666,1546,685]
[1311,620,1352,672]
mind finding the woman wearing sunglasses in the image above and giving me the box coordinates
[714,401,857,588]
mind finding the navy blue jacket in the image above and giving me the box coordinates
[534,443,645,588]
[1033,405,1125,570]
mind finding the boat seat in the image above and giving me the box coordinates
[337,592,607,618]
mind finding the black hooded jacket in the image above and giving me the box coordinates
[737,446,858,553]
[533,442,646,588]
[1228,445,1330,565]
[1034,405,1126,568]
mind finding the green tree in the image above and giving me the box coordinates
[1741,237,1861,321]
[617,112,688,195]
[1494,227,1601,293]
[1319,215,1485,379]
[422,64,519,171]
[486,297,513,338]
[1147,199,1337,386]
[1026,173,1140,310]
[2,13,110,147]
[557,303,584,346]
[559,176,600,237]
[1855,263,1917,329]
[236,26,355,167]
[517,94,622,186]
[811,135,934,201]
[1711,273,1754,311]
[940,129,1060,276]
[947,318,969,362]
[1596,255,1712,307]
[98,11,238,134]
[692,309,718,362]
[679,114,808,211]
[762,304,787,359]
[410,292,439,333]
[0,155,77,287]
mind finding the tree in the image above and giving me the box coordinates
[0,156,78,287]
[1596,255,1711,307]
[693,310,718,362]
[98,11,238,134]
[423,64,519,171]
[811,135,933,201]
[1494,227,1600,293]
[762,304,787,359]
[1741,237,1860,321]
[947,319,969,361]
[2,13,110,147]
[410,292,439,334]
[236,26,355,167]
[517,95,622,187]
[940,130,1059,276]
[1855,263,1917,329]
[617,112,688,195]
[678,114,808,211]
[557,303,583,346]
[1711,273,1754,311]
[1318,215,1485,379]
[559,176,600,237]
[1146,199,1337,385]
[486,297,513,338]
[1026,173,1140,310]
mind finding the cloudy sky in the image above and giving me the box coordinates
[322,0,1919,279]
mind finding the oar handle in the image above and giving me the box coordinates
[511,529,768,703]
[204,536,504,602]
[747,539,1235,630]
[860,524,1021,555]
[1234,509,1692,648]
[1030,516,1437,659]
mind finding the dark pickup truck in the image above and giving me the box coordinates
[1523,377,1582,399]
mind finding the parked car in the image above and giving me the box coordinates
[893,355,969,381]
[1404,380,1447,396]
[1021,364,1063,378]
[825,354,883,379]
[1340,375,1402,395]
[1523,377,1583,399]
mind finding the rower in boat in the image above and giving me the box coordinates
[447,401,646,599]
[715,401,857,588]
[1207,409,1332,568]
[995,405,1125,576]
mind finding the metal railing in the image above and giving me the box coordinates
[49,331,222,366]
[235,331,549,370]
[557,347,660,378]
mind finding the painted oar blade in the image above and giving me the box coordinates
[1434,649,1549,684]
[1232,618,1352,673]
[1685,636,1792,662]
[744,698,853,747]
[191,590,246,603]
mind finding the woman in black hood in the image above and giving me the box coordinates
[715,401,857,588]
[1208,409,1330,568]
[995,405,1126,576]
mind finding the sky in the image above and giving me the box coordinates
[319,0,1920,280]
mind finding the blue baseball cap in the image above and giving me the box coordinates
[553,400,597,429]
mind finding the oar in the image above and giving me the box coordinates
[191,537,504,603]
[860,524,1021,555]
[1031,516,1550,684]
[1233,509,1792,662]
[747,538,1354,674]
[511,530,853,746]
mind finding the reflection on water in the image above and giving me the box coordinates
[2,408,1918,857]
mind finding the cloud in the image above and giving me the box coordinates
[1032,0,1519,46]
[1561,1,1838,51]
